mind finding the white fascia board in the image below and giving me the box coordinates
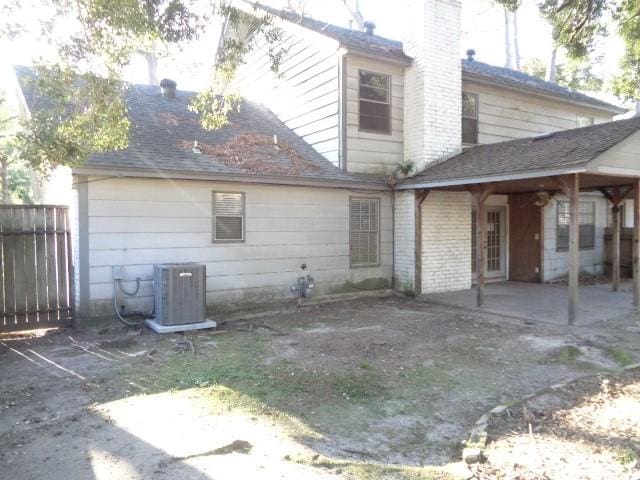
[396,167,586,190]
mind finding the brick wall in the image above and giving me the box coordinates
[421,191,472,293]
[542,194,609,281]
[403,0,462,173]
[394,190,416,292]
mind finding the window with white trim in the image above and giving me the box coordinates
[212,192,245,242]
[462,92,479,144]
[350,197,380,266]
[359,70,391,134]
[557,201,595,251]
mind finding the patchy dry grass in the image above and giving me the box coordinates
[605,346,635,367]
[475,370,640,479]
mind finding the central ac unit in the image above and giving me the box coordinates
[153,263,207,326]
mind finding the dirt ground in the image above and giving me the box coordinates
[1,296,639,480]
[472,371,640,480]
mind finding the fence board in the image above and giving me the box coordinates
[46,208,59,323]
[0,211,4,328]
[0,205,73,332]
[34,209,49,323]
[56,208,69,315]
[25,208,39,327]
[3,208,17,329]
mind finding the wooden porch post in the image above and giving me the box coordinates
[612,204,621,292]
[471,185,494,308]
[414,190,430,296]
[599,187,631,292]
[634,179,640,308]
[557,174,580,324]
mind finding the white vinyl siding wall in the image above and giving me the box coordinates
[462,81,614,145]
[346,55,404,175]
[84,177,392,315]
[229,28,341,166]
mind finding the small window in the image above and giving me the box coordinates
[462,92,479,144]
[212,192,245,242]
[350,197,380,266]
[577,116,594,127]
[359,71,391,134]
[557,201,595,251]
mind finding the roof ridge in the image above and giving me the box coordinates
[462,59,625,114]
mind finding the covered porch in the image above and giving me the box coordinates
[401,117,640,324]
[424,280,636,326]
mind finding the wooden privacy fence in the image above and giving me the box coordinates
[0,205,73,332]
[604,227,634,278]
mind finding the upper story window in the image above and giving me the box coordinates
[462,92,479,145]
[359,70,391,134]
[577,116,594,127]
[212,192,245,243]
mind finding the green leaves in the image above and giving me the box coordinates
[539,0,609,59]
[17,66,130,172]
[189,90,241,131]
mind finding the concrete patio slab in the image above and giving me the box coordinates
[423,281,637,325]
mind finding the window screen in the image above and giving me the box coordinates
[359,71,391,134]
[462,92,479,144]
[350,197,380,266]
[213,192,244,242]
[557,201,595,251]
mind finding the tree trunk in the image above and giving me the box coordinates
[143,52,159,85]
[504,8,513,69]
[513,9,521,70]
[547,47,557,83]
[1,154,9,204]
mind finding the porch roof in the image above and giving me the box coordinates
[399,117,640,191]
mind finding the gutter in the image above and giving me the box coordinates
[71,166,390,191]
[462,72,627,116]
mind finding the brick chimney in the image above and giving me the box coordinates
[402,0,462,172]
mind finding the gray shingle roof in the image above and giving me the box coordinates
[15,66,385,188]
[462,59,625,113]
[248,2,411,63]
[402,116,640,187]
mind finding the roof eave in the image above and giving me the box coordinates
[462,71,627,115]
[71,166,390,191]
[342,46,412,66]
[396,166,587,190]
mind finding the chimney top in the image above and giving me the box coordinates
[363,20,376,35]
[466,49,476,62]
[160,78,177,99]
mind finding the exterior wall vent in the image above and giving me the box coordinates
[153,263,206,325]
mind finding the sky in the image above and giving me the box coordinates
[0,0,627,97]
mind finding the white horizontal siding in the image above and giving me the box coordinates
[85,177,393,315]
[463,81,614,144]
[345,55,405,175]
[229,27,341,166]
